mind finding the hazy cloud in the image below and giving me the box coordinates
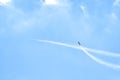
[43,0,59,5]
[113,0,120,6]
[0,0,11,6]
[80,4,88,17]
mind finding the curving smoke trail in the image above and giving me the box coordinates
[34,39,120,57]
[33,39,120,70]
[80,47,120,70]
[83,47,120,57]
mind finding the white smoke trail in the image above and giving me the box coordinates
[82,47,120,57]
[80,47,120,70]
[34,39,120,57]
[34,39,120,70]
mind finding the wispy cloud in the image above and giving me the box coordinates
[0,0,11,6]
[43,0,59,5]
[0,0,71,35]
[110,12,118,21]
[34,39,120,70]
[80,4,89,17]
[42,0,70,7]
[113,0,120,6]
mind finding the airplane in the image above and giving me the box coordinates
[78,41,81,45]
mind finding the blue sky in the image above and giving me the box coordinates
[0,0,120,80]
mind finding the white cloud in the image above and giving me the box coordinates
[43,0,59,5]
[0,0,11,6]
[103,12,118,34]
[41,0,71,8]
[111,12,118,20]
[12,19,34,33]
[113,0,120,6]
[108,12,118,24]
[80,4,88,17]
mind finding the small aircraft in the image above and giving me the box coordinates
[78,41,81,45]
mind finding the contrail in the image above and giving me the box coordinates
[34,39,120,70]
